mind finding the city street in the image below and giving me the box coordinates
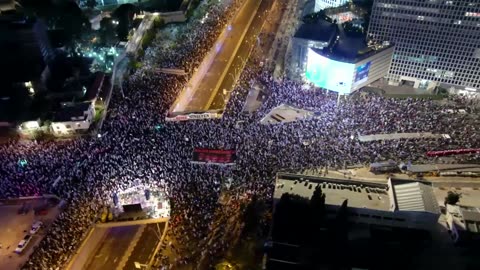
[84,225,142,270]
[170,0,262,114]
[209,0,274,110]
[124,223,166,270]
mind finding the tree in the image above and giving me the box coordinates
[444,191,461,206]
[330,199,350,270]
[112,4,138,41]
[99,17,116,46]
[310,186,326,230]
[153,16,165,29]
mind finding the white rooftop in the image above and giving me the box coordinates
[447,204,480,233]
[391,180,440,214]
[274,177,390,211]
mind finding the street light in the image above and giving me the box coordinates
[134,262,149,269]
[237,55,247,66]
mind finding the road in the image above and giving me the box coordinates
[124,223,166,269]
[126,14,155,54]
[209,0,274,110]
[170,0,262,115]
[84,225,140,270]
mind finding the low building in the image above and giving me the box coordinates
[446,204,480,244]
[274,174,440,230]
[51,102,95,135]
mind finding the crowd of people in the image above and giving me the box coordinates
[0,0,479,269]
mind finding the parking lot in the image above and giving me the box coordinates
[0,198,61,270]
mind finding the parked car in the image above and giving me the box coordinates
[15,235,32,254]
[30,221,43,235]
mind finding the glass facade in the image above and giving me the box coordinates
[368,0,480,89]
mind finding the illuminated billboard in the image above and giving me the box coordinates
[354,61,371,85]
[305,48,354,94]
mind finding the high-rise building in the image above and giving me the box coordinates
[0,15,53,83]
[368,0,480,91]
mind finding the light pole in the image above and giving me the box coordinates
[222,88,234,105]
[237,55,247,66]
[134,262,149,270]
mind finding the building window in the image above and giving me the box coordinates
[66,125,71,129]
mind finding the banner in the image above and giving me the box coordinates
[426,148,480,157]
[166,113,221,122]
[192,148,236,165]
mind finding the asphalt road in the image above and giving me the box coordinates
[209,0,273,110]
[172,0,261,114]
[124,223,166,269]
[84,225,140,270]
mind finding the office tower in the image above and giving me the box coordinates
[368,0,480,91]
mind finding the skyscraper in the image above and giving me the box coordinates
[368,0,480,91]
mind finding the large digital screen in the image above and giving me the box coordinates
[305,48,354,94]
[354,61,371,85]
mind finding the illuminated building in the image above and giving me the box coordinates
[50,102,95,135]
[289,20,394,94]
[368,0,480,92]
[304,0,349,14]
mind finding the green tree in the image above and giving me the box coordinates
[112,4,138,41]
[99,17,116,46]
[444,191,461,205]
[153,16,165,29]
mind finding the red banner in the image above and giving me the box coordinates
[192,148,236,165]
[426,148,480,157]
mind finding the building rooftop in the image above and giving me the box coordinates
[275,174,390,211]
[84,72,105,101]
[276,174,440,215]
[52,102,92,122]
[296,19,394,64]
[406,164,480,174]
[293,20,337,44]
[0,0,16,13]
[390,180,440,214]
[447,204,480,233]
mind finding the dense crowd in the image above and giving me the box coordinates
[0,0,479,269]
